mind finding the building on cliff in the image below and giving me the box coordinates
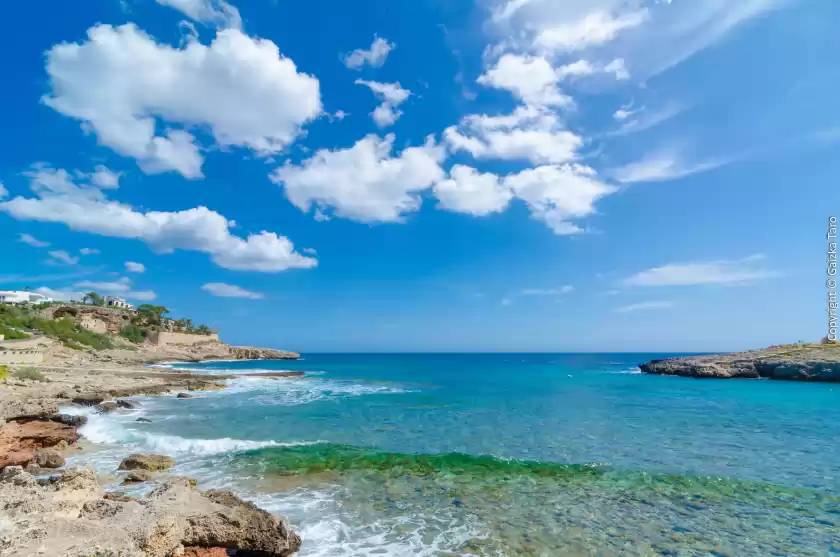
[103,296,134,311]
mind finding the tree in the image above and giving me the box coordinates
[196,324,211,336]
[83,292,104,306]
[135,305,170,326]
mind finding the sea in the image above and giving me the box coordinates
[63,353,840,556]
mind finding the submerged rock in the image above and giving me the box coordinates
[116,399,140,409]
[177,392,196,399]
[119,453,176,472]
[136,417,152,423]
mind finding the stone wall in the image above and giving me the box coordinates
[0,348,45,365]
[147,331,220,347]
[78,315,108,334]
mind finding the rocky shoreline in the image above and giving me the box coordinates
[639,343,840,381]
[0,358,307,556]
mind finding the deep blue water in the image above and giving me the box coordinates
[68,353,840,556]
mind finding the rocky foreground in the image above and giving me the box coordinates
[639,343,840,381]
[0,467,300,557]
[0,362,308,556]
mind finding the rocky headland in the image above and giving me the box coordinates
[639,343,840,381]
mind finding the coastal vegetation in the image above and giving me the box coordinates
[0,303,113,350]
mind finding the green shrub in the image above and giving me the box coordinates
[12,367,46,382]
[120,324,146,344]
[0,325,29,340]
[0,365,8,382]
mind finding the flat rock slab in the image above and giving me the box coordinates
[119,453,176,472]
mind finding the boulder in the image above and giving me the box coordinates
[0,468,302,556]
[123,469,153,484]
[177,393,196,399]
[0,419,78,469]
[35,448,65,469]
[97,401,120,413]
[119,453,176,472]
[50,413,88,428]
[116,399,140,409]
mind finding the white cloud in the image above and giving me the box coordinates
[90,166,122,189]
[343,36,395,69]
[303,247,317,255]
[534,9,649,54]
[521,285,573,296]
[504,164,616,235]
[0,183,7,199]
[34,286,86,303]
[621,255,776,287]
[355,80,411,128]
[272,134,446,223]
[444,105,583,165]
[48,250,80,265]
[44,24,322,178]
[555,58,629,80]
[478,54,572,107]
[125,261,146,273]
[79,248,100,255]
[611,151,731,183]
[201,282,264,299]
[608,103,686,136]
[18,233,50,248]
[75,276,157,301]
[155,0,241,28]
[433,165,513,216]
[0,164,317,273]
[616,300,674,313]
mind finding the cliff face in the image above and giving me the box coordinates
[639,345,840,382]
[228,346,300,360]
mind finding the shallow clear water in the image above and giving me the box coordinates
[66,354,840,556]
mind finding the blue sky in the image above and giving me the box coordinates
[2,0,838,352]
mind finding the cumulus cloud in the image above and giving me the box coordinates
[504,164,616,235]
[433,165,513,216]
[43,24,322,178]
[90,166,122,189]
[272,134,446,223]
[444,105,583,165]
[0,183,7,199]
[48,250,80,265]
[18,233,49,248]
[125,261,146,273]
[616,300,674,313]
[478,54,572,108]
[355,80,411,128]
[343,36,395,69]
[155,0,241,28]
[75,276,157,301]
[0,164,317,273]
[621,255,777,287]
[201,282,264,299]
[33,286,86,303]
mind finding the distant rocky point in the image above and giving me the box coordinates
[639,343,840,382]
[228,346,300,361]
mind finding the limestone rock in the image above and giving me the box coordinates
[0,468,301,557]
[97,401,120,413]
[35,448,65,469]
[119,453,176,472]
[123,470,153,484]
[0,419,78,469]
[640,344,840,382]
[183,548,229,557]
[229,346,300,361]
[116,399,140,409]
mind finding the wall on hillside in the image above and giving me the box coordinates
[147,331,220,347]
[79,315,108,334]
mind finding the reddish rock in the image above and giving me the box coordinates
[183,548,229,557]
[0,419,78,469]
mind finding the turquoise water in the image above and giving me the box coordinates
[66,354,840,556]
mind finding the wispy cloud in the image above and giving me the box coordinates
[621,255,777,287]
[607,103,687,137]
[610,150,734,184]
[201,282,264,300]
[616,300,674,313]
[79,248,100,255]
[520,285,574,296]
[74,276,156,301]
[18,233,49,248]
[48,250,80,265]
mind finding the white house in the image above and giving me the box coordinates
[103,296,134,310]
[0,291,53,305]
